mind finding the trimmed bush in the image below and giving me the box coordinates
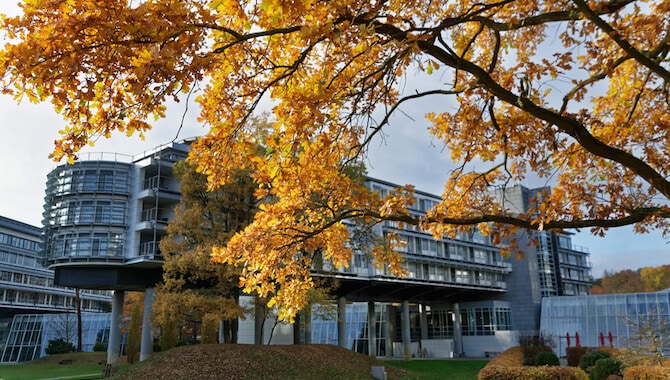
[590,358,623,380]
[580,350,610,372]
[534,351,560,366]
[567,346,593,367]
[93,341,105,352]
[623,365,670,379]
[479,347,588,380]
[45,338,76,355]
[518,334,554,365]
[479,365,588,380]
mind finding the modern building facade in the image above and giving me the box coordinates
[41,142,191,367]
[0,215,112,362]
[1,312,112,363]
[493,185,592,332]
[540,291,670,357]
[37,141,593,362]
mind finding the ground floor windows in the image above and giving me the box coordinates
[461,306,513,336]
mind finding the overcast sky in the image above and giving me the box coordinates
[1,2,668,277]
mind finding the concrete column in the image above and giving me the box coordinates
[385,304,394,358]
[419,304,428,340]
[367,301,377,357]
[337,297,347,348]
[106,290,125,375]
[219,320,224,344]
[140,287,154,361]
[401,300,411,360]
[453,303,463,357]
[304,308,312,344]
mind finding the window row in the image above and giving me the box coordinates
[400,235,504,266]
[49,168,130,195]
[0,250,41,269]
[0,270,53,287]
[0,232,40,252]
[0,288,108,311]
[405,261,506,288]
[49,199,127,226]
[461,307,513,336]
[50,232,125,258]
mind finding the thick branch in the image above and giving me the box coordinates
[373,206,670,231]
[572,0,670,82]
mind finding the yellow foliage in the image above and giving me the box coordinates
[3,0,670,320]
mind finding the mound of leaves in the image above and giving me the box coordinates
[113,344,409,380]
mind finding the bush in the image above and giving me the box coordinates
[590,358,623,380]
[518,333,554,365]
[567,346,593,367]
[534,351,560,366]
[45,338,76,355]
[623,365,670,379]
[93,341,105,352]
[479,347,588,380]
[478,365,588,380]
[580,350,611,372]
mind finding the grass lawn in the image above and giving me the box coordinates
[0,348,488,380]
[0,352,122,380]
[385,359,490,380]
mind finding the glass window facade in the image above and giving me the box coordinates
[1,313,112,363]
[540,292,670,356]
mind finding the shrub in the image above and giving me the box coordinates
[479,347,588,380]
[93,341,105,352]
[579,350,610,372]
[623,365,670,379]
[589,358,623,380]
[534,351,560,366]
[567,346,593,367]
[518,333,554,365]
[478,365,588,380]
[45,338,76,355]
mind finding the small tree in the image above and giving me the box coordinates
[45,338,76,355]
[157,316,179,351]
[621,303,670,366]
[200,314,219,344]
[517,331,554,366]
[125,302,142,364]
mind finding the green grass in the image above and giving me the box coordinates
[0,348,488,380]
[385,359,490,380]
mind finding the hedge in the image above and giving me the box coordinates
[623,366,670,380]
[478,347,588,380]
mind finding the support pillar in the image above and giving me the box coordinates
[304,308,312,344]
[105,290,124,377]
[140,287,154,361]
[419,304,428,341]
[453,303,463,357]
[337,297,347,348]
[367,301,377,357]
[401,300,411,360]
[385,304,394,358]
[219,320,224,344]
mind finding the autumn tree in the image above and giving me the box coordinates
[2,0,670,320]
[125,302,142,364]
[640,265,670,292]
[593,265,670,294]
[595,269,645,294]
[153,160,258,344]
